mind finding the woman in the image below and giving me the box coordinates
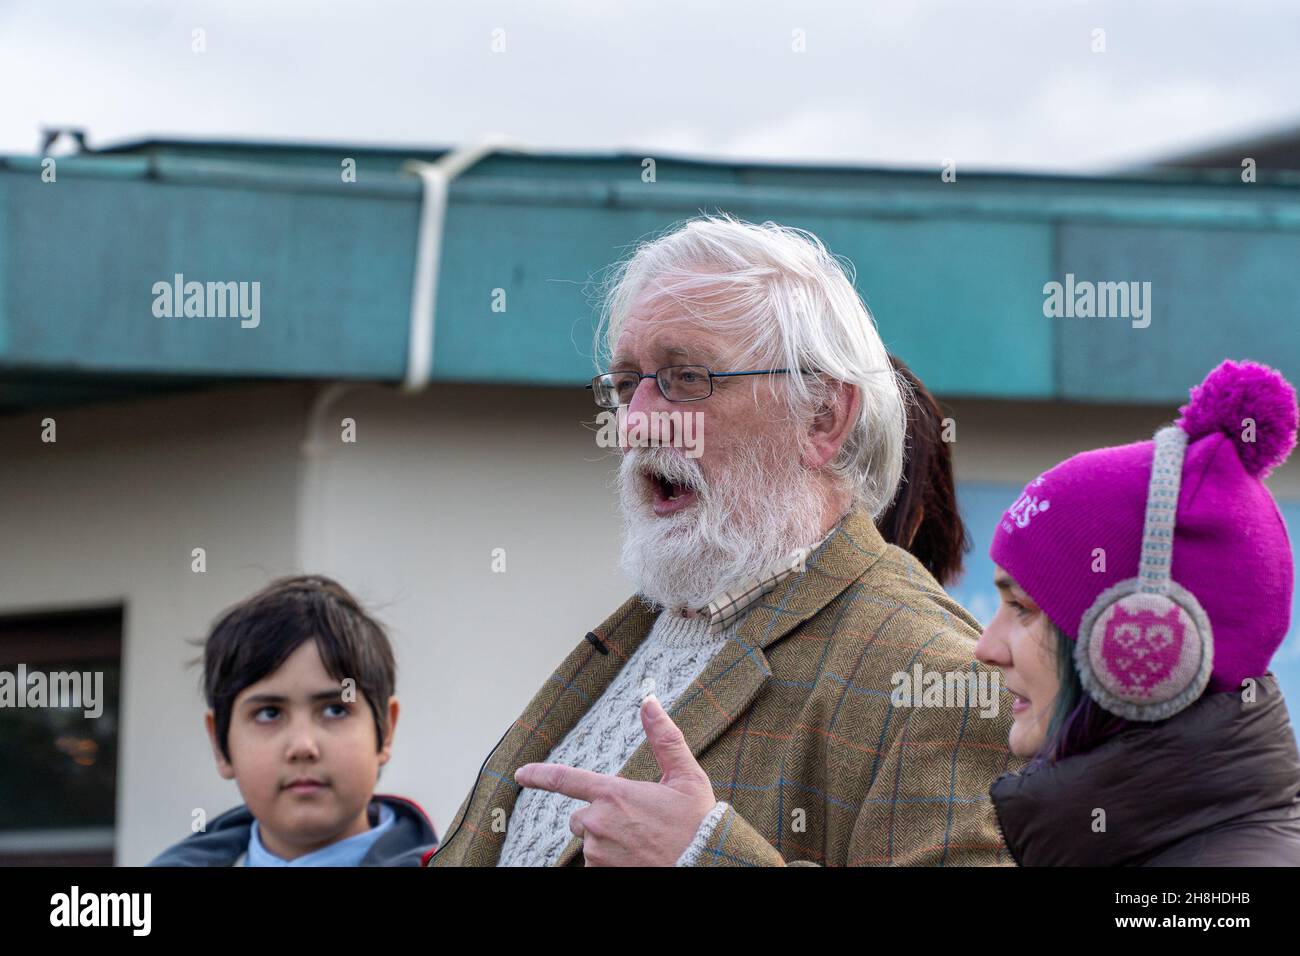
[878,354,971,587]
[975,359,1300,865]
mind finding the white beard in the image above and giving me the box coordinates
[617,440,826,611]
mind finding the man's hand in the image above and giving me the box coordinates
[513,694,717,866]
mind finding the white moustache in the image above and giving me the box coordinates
[623,446,706,492]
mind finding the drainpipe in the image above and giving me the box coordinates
[400,136,532,393]
[295,139,531,568]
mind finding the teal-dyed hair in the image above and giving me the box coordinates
[1031,621,1133,766]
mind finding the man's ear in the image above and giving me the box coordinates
[377,696,400,767]
[801,380,859,470]
[205,710,236,780]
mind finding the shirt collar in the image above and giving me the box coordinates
[686,517,844,635]
[247,799,395,867]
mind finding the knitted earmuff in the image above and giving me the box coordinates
[1074,424,1214,721]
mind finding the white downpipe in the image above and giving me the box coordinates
[296,139,531,569]
[400,137,531,393]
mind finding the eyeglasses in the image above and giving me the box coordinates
[586,365,809,408]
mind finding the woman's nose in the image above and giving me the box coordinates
[974,626,1006,667]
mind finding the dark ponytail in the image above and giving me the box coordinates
[877,354,971,586]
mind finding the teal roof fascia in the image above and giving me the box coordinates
[2,142,1298,406]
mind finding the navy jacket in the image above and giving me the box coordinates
[149,794,438,867]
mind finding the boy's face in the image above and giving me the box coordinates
[205,638,399,860]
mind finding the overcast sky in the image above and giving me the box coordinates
[3,0,1298,172]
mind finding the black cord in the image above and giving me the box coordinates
[427,719,517,862]
[430,633,607,861]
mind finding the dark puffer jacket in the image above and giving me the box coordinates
[990,672,1300,866]
[149,794,438,866]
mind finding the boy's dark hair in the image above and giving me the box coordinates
[201,575,396,763]
[877,354,971,586]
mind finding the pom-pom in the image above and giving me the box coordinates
[1177,359,1298,478]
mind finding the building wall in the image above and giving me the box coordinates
[291,381,633,867]
[0,383,308,864]
[1,382,1296,865]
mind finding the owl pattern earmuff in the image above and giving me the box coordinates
[1074,425,1215,721]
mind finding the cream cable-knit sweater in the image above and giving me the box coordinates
[497,609,734,867]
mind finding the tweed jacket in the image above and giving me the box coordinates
[428,507,1022,867]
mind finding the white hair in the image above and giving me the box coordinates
[594,213,908,518]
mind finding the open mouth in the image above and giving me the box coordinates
[644,470,698,517]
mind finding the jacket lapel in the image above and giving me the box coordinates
[552,507,887,866]
[734,508,888,651]
[460,595,659,866]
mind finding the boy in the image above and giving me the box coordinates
[150,575,437,866]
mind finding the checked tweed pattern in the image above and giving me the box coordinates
[429,507,1022,867]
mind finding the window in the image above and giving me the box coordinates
[0,606,122,866]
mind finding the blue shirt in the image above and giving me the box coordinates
[247,801,396,867]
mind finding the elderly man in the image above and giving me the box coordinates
[429,215,1019,867]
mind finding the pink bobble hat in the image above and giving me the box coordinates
[990,360,1299,721]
